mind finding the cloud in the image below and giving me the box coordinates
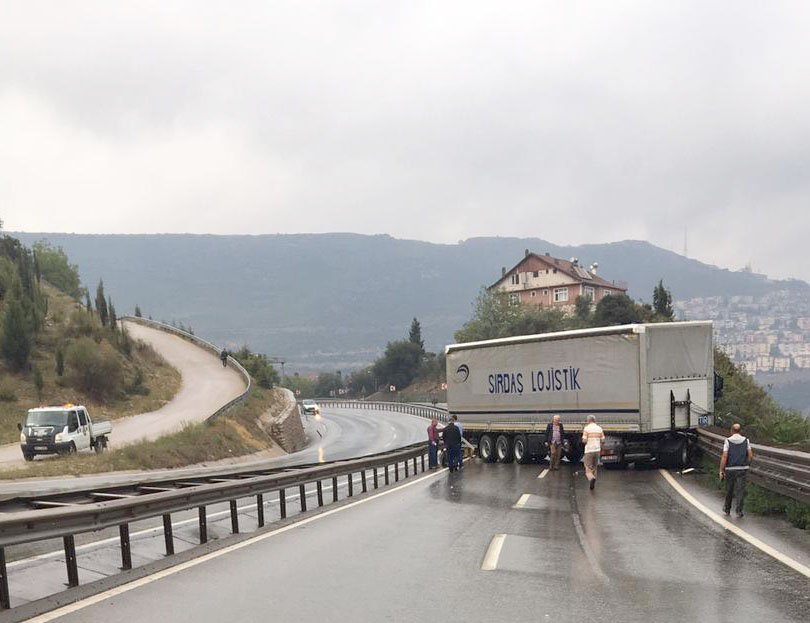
[1,1,809,281]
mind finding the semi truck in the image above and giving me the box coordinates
[18,405,112,461]
[445,321,715,468]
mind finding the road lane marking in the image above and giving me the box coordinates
[21,464,452,622]
[481,534,506,571]
[513,493,531,508]
[659,469,810,579]
[538,469,549,479]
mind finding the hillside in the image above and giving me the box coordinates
[11,232,808,370]
[0,282,180,444]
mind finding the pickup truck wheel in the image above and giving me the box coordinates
[479,434,496,463]
[513,435,530,464]
[495,435,513,463]
[94,439,106,454]
[23,453,34,462]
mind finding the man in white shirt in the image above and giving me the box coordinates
[581,415,605,490]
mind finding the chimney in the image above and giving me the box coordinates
[524,249,530,257]
[545,252,551,256]
[501,266,506,277]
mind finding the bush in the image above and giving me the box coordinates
[33,241,82,299]
[66,337,125,400]
[232,346,280,389]
[0,384,17,402]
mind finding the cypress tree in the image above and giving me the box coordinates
[96,280,108,326]
[134,304,142,318]
[85,291,92,314]
[1,298,32,370]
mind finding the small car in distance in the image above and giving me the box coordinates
[301,399,320,415]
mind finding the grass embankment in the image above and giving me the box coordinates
[0,386,286,479]
[0,284,180,444]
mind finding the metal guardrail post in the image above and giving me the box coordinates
[63,536,79,587]
[347,473,354,497]
[421,454,425,472]
[361,471,367,493]
[230,500,239,534]
[385,465,390,485]
[256,494,265,528]
[162,514,174,556]
[316,481,324,507]
[332,477,338,502]
[279,489,287,519]
[0,548,9,610]
[299,485,307,512]
[405,460,409,478]
[119,524,132,570]
[198,507,208,544]
[395,462,399,482]
[373,468,379,490]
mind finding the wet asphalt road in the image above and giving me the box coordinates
[44,462,809,623]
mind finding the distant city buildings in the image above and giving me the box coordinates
[490,250,627,310]
[675,290,810,373]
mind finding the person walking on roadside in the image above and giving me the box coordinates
[442,418,462,472]
[545,414,565,470]
[427,419,440,469]
[582,415,605,490]
[719,423,754,517]
[220,349,228,368]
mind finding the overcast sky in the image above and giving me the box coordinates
[1,2,809,281]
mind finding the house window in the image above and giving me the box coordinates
[553,268,557,274]
[531,291,536,297]
[511,274,519,285]
[553,288,569,302]
[602,289,611,297]
[532,271,539,278]
[509,293,520,305]
[584,286,595,301]
[543,289,549,296]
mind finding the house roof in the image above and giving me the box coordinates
[489,253,627,291]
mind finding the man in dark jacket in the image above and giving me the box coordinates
[719,423,754,517]
[442,420,462,472]
[545,415,565,470]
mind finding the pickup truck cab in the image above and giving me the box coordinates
[18,405,112,461]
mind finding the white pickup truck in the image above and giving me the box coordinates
[18,405,112,461]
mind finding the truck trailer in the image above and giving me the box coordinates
[445,321,715,468]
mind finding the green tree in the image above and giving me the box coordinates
[85,291,92,314]
[108,297,117,332]
[409,317,424,350]
[66,337,125,399]
[32,241,82,298]
[593,294,645,326]
[574,295,592,324]
[372,340,424,389]
[314,372,344,397]
[653,280,674,320]
[95,280,108,326]
[134,305,142,318]
[1,297,32,370]
[33,365,44,400]
[283,373,315,399]
[55,346,65,377]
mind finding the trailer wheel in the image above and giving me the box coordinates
[658,438,687,468]
[513,435,530,464]
[495,435,513,463]
[565,446,583,465]
[479,434,496,463]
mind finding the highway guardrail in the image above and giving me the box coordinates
[314,399,450,422]
[119,316,252,421]
[0,442,429,610]
[696,429,810,505]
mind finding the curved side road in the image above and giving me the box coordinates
[0,321,247,469]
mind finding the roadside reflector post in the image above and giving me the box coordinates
[64,535,79,587]
[199,506,208,543]
[119,524,132,570]
[230,500,239,534]
[162,514,174,555]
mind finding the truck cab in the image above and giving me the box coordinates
[19,405,111,461]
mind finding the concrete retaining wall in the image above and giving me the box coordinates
[264,388,307,453]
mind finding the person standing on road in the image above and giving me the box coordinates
[545,415,565,470]
[427,419,440,469]
[582,415,605,490]
[220,349,228,368]
[442,419,462,472]
[451,415,464,468]
[719,423,754,517]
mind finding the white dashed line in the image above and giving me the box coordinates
[659,469,810,579]
[481,534,506,571]
[513,493,531,509]
[538,469,549,479]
